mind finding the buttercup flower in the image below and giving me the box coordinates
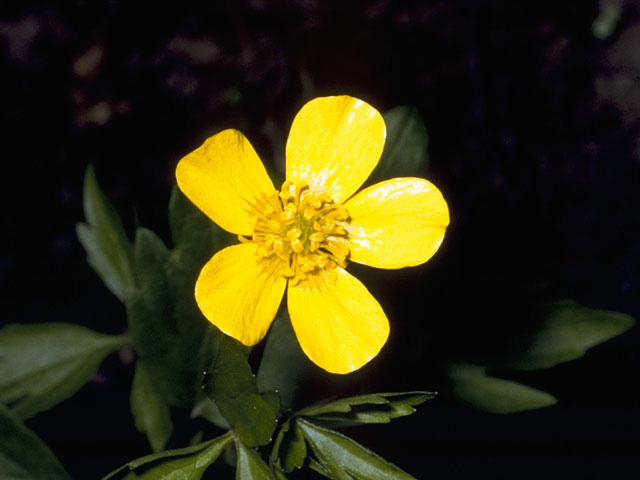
[176,96,449,374]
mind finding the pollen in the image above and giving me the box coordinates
[242,181,350,285]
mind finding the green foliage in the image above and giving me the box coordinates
[236,441,276,480]
[508,301,635,371]
[77,164,136,302]
[168,185,233,265]
[190,397,230,430]
[448,301,634,413]
[0,323,127,419]
[592,2,622,40]
[77,168,231,410]
[204,334,277,447]
[268,391,432,477]
[449,363,557,414]
[103,432,233,480]
[297,419,416,480]
[131,362,173,452]
[269,419,307,474]
[256,312,308,411]
[0,404,71,480]
[125,191,228,408]
[297,391,435,425]
[367,106,429,186]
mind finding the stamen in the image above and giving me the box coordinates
[246,182,351,284]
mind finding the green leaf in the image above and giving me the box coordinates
[131,361,173,452]
[236,441,276,480]
[190,397,230,430]
[297,392,435,425]
[510,301,635,371]
[0,323,127,419]
[204,334,277,447]
[77,164,136,302]
[270,419,307,473]
[126,187,232,408]
[103,431,233,480]
[449,363,557,414]
[273,467,289,480]
[126,228,215,407]
[0,404,71,480]
[168,186,233,263]
[298,419,416,480]
[257,312,308,411]
[367,106,429,186]
[308,457,334,479]
[592,3,622,40]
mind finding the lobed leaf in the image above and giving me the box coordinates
[308,457,334,479]
[236,441,276,480]
[269,419,307,473]
[297,391,435,425]
[190,397,230,430]
[76,164,136,302]
[449,363,557,414]
[509,301,635,371]
[366,106,429,186]
[257,312,308,411]
[0,323,127,419]
[126,228,216,407]
[203,334,277,447]
[131,361,173,452]
[103,431,233,480]
[298,419,416,480]
[0,404,71,480]
[125,187,231,409]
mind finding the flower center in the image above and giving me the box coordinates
[242,180,350,285]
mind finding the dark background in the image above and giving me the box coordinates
[1,1,639,478]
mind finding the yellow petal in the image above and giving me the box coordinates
[287,268,389,374]
[344,177,449,269]
[195,243,286,346]
[176,129,276,235]
[286,96,386,203]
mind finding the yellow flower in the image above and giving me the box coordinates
[176,96,449,374]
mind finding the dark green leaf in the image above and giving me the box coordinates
[510,301,635,371]
[270,419,307,473]
[273,467,289,480]
[449,363,557,414]
[131,362,173,452]
[236,441,275,480]
[103,431,233,480]
[592,3,621,40]
[190,397,230,430]
[257,312,308,411]
[77,164,136,302]
[0,323,127,419]
[126,228,217,407]
[168,186,233,262]
[367,106,429,186]
[0,404,71,480]
[298,419,415,480]
[126,187,232,408]
[297,392,435,425]
[204,334,277,447]
[308,457,334,479]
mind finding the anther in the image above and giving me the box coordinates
[286,228,302,242]
[291,239,304,253]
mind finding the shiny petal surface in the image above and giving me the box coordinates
[195,243,286,346]
[176,129,276,235]
[287,267,389,374]
[286,96,386,203]
[344,177,449,269]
